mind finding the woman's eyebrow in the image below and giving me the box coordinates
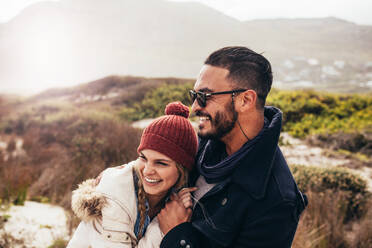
[154,159,172,163]
[140,153,171,163]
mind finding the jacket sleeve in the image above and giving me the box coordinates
[136,217,164,247]
[160,222,203,248]
[67,218,163,248]
[160,201,301,248]
[68,199,163,248]
[67,221,92,248]
[98,197,163,248]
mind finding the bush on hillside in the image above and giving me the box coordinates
[293,190,350,248]
[308,132,372,157]
[118,86,372,155]
[1,113,31,135]
[119,82,193,121]
[266,90,372,138]
[352,198,372,248]
[290,164,369,220]
[48,239,68,248]
[1,115,142,208]
[0,159,33,205]
[26,117,141,207]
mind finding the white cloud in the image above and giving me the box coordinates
[0,0,59,23]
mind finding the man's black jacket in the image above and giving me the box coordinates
[160,107,307,248]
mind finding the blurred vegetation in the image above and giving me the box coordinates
[290,164,369,220]
[291,165,371,248]
[266,89,372,139]
[119,82,194,121]
[118,84,371,140]
[0,114,141,208]
[118,84,372,156]
[1,77,372,247]
[48,238,68,248]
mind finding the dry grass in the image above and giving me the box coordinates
[351,199,372,248]
[1,115,141,209]
[0,159,34,205]
[292,190,372,248]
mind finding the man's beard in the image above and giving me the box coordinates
[198,101,238,140]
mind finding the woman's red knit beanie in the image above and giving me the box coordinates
[137,102,197,170]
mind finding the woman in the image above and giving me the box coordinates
[67,102,198,248]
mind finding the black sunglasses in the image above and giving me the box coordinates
[189,89,247,107]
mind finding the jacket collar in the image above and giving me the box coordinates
[231,106,282,200]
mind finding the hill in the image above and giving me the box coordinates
[0,78,371,247]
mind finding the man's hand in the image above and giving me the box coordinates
[158,193,193,235]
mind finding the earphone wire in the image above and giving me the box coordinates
[232,93,250,142]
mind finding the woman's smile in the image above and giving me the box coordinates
[137,149,180,198]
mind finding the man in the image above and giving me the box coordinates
[157,46,307,248]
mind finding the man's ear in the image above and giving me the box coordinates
[238,90,257,112]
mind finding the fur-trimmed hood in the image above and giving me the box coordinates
[71,162,138,223]
[71,179,107,222]
[68,162,164,248]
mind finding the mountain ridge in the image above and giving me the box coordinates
[1,0,371,94]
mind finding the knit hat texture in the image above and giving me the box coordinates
[137,102,197,170]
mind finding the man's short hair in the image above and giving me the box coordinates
[204,46,272,109]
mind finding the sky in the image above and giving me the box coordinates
[0,0,371,95]
[0,0,372,25]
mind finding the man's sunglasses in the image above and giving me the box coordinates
[189,89,247,108]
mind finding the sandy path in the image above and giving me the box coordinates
[280,133,372,191]
[1,201,69,248]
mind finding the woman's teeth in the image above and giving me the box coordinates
[144,177,161,183]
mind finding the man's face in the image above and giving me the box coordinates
[191,65,238,140]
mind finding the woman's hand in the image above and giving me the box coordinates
[177,187,197,209]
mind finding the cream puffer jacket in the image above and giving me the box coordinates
[67,161,164,248]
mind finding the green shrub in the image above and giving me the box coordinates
[13,187,27,206]
[19,116,142,207]
[290,164,369,220]
[0,160,33,205]
[1,214,11,222]
[267,90,372,138]
[119,82,193,121]
[48,238,68,248]
[30,196,50,203]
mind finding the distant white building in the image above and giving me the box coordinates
[308,58,319,66]
[322,65,339,76]
[294,81,314,87]
[334,60,345,69]
[283,59,295,69]
[365,62,372,68]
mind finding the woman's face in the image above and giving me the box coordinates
[137,149,180,199]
